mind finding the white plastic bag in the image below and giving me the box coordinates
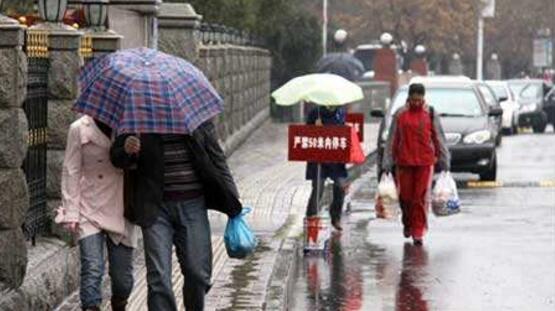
[376,173,399,219]
[432,172,460,216]
[378,173,398,202]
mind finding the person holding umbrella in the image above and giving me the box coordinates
[315,29,364,82]
[305,105,348,231]
[382,83,450,245]
[74,48,243,311]
[272,73,364,232]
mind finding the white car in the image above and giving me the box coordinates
[485,80,519,135]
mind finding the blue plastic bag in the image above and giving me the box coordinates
[224,207,258,259]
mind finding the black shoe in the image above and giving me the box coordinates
[403,227,410,238]
[331,219,343,231]
[413,238,423,246]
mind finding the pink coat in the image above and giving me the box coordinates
[56,116,137,247]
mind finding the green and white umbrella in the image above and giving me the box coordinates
[272,73,364,106]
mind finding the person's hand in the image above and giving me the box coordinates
[63,222,79,233]
[315,118,323,126]
[124,136,141,155]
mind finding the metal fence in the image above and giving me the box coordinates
[22,30,49,244]
[199,22,265,47]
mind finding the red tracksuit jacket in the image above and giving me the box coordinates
[383,105,450,170]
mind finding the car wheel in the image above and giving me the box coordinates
[511,122,519,135]
[479,153,497,181]
[532,119,547,133]
[495,132,502,146]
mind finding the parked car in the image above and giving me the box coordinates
[410,75,471,84]
[485,80,520,135]
[475,81,503,145]
[372,80,503,181]
[508,79,549,133]
[543,85,555,128]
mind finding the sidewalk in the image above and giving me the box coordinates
[55,120,379,311]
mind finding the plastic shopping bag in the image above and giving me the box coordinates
[432,171,461,216]
[349,127,365,164]
[375,173,400,219]
[224,207,258,259]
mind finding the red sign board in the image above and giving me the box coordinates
[288,125,353,163]
[345,113,364,141]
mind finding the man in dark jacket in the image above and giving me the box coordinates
[110,120,241,311]
[305,105,348,231]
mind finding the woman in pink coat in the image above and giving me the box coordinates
[56,115,138,311]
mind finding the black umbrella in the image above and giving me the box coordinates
[315,52,365,82]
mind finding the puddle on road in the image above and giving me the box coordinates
[288,215,432,311]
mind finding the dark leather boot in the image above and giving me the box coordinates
[111,297,128,311]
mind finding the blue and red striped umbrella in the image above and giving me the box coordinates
[74,47,223,134]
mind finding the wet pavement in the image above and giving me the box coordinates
[288,130,555,310]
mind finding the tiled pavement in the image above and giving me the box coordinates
[55,120,378,311]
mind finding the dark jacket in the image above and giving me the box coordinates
[110,121,242,228]
[305,107,349,180]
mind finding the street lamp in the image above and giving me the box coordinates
[491,53,498,61]
[380,32,393,47]
[38,0,68,23]
[415,45,426,56]
[82,0,109,31]
[453,53,461,60]
[322,0,328,55]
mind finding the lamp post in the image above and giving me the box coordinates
[0,0,18,24]
[38,0,68,23]
[380,32,393,47]
[415,45,426,56]
[322,0,328,56]
[477,0,495,80]
[82,0,109,31]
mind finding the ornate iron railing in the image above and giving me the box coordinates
[199,22,265,47]
[22,29,50,244]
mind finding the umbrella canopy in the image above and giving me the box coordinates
[272,73,364,107]
[315,52,365,82]
[74,47,223,134]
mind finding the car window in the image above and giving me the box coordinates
[487,84,509,100]
[520,83,542,99]
[478,85,498,107]
[389,88,485,120]
[508,82,528,97]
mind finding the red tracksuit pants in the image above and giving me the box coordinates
[395,165,434,239]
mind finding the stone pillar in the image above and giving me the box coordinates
[373,47,399,97]
[89,30,123,59]
[410,58,429,76]
[109,0,160,49]
[0,18,30,289]
[30,24,82,221]
[157,2,201,63]
[449,53,464,75]
[486,53,502,80]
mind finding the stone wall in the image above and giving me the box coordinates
[0,21,30,290]
[157,2,272,153]
[0,2,272,308]
[197,45,271,144]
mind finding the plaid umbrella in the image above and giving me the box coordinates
[74,47,223,134]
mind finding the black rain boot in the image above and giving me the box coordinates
[111,297,128,311]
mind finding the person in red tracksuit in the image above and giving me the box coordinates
[382,83,450,245]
